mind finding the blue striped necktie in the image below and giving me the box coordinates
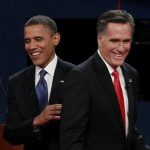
[36,69,48,111]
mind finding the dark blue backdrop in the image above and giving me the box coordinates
[0,0,149,144]
[1,0,150,87]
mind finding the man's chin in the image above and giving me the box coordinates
[113,60,124,68]
[116,61,124,67]
[32,61,43,67]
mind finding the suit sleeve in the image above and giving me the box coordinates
[60,69,90,150]
[3,78,40,145]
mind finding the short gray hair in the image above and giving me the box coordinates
[97,10,135,35]
[25,15,57,35]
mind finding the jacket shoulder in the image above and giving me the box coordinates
[123,62,138,75]
[9,65,34,81]
[57,58,76,73]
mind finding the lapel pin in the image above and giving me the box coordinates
[129,79,132,83]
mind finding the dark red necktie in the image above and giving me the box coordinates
[112,70,125,127]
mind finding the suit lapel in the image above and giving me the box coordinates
[93,53,125,133]
[49,59,65,104]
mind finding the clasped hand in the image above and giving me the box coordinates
[33,104,62,126]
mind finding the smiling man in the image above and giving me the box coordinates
[3,15,75,150]
[60,10,150,150]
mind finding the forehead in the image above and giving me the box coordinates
[104,22,132,38]
[106,23,132,33]
[24,24,50,35]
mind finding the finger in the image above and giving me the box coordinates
[47,104,62,111]
[48,110,61,116]
[48,115,61,120]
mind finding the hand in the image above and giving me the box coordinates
[33,104,62,126]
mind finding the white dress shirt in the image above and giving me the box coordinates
[35,54,58,101]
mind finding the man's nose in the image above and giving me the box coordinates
[117,42,124,51]
[28,41,37,50]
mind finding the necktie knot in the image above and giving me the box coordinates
[112,70,119,79]
[39,69,47,79]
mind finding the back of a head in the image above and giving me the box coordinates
[24,15,57,35]
[97,10,135,35]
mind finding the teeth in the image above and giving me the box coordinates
[115,54,122,57]
[31,52,40,56]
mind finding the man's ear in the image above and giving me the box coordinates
[97,33,105,45]
[53,33,61,46]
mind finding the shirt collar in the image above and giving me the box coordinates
[35,54,58,77]
[97,49,121,75]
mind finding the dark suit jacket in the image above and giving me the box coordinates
[60,52,150,150]
[3,58,75,150]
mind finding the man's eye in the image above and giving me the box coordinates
[24,39,30,44]
[110,40,119,43]
[36,37,43,41]
[123,40,131,44]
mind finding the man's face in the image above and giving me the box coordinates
[24,24,60,68]
[97,22,132,69]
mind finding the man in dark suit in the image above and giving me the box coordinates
[60,10,150,150]
[3,15,75,150]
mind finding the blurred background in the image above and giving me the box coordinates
[0,0,150,144]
